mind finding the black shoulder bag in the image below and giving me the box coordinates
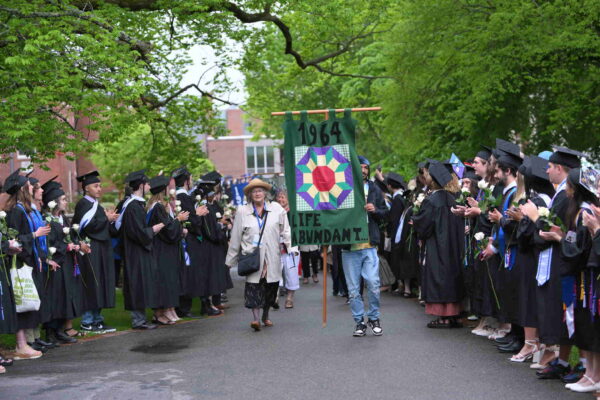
[237,211,268,277]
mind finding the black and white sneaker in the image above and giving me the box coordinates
[94,323,116,333]
[80,323,94,332]
[368,319,383,336]
[353,322,367,337]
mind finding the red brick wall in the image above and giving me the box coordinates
[206,138,246,178]
[226,108,245,136]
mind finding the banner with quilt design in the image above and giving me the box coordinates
[283,109,368,245]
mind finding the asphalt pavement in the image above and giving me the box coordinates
[0,272,584,400]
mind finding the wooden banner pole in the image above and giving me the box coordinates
[271,106,381,328]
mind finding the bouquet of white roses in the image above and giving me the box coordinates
[412,193,426,214]
[537,207,566,231]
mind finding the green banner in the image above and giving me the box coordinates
[283,109,368,246]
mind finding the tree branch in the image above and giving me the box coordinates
[144,83,237,110]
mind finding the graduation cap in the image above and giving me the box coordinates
[518,156,531,176]
[496,152,523,170]
[41,176,65,205]
[149,175,170,195]
[578,168,599,197]
[429,161,452,187]
[385,172,406,189]
[476,145,493,161]
[549,146,583,169]
[529,156,550,182]
[494,139,521,159]
[124,169,147,187]
[172,166,191,186]
[3,169,28,195]
[201,171,222,184]
[76,170,101,188]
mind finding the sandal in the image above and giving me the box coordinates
[312,274,319,283]
[285,299,293,309]
[427,318,451,329]
[510,340,539,363]
[262,319,273,327]
[0,354,13,367]
[0,365,5,374]
[250,321,261,331]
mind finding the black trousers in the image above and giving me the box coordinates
[331,246,348,295]
[301,250,320,278]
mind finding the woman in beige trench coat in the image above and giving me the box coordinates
[225,179,296,331]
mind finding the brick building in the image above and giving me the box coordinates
[205,107,283,179]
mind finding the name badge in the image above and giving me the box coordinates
[565,231,577,243]
[252,234,261,247]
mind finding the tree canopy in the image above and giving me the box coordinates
[1,1,599,178]
[242,0,600,176]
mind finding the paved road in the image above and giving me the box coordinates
[0,272,583,400]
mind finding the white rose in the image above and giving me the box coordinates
[175,206,182,213]
[538,207,550,218]
[175,200,181,206]
[222,194,229,200]
[195,195,201,202]
[62,227,70,235]
[72,224,80,231]
[48,247,57,255]
[489,185,495,192]
[216,212,222,219]
[474,232,485,241]
[48,200,57,209]
[462,188,470,194]
[169,189,176,196]
[478,180,488,190]
[0,211,6,219]
[407,180,417,191]
[417,193,426,203]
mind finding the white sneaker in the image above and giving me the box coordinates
[488,328,510,340]
[472,326,495,337]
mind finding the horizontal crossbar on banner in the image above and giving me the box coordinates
[271,107,381,116]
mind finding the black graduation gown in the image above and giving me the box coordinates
[412,190,464,304]
[178,192,208,298]
[121,200,160,311]
[208,202,233,290]
[148,203,183,308]
[494,187,519,324]
[514,196,547,328]
[393,203,420,282]
[388,194,407,281]
[590,232,600,352]
[533,190,571,345]
[46,219,83,321]
[6,207,45,329]
[72,198,116,310]
[472,183,504,318]
[202,206,228,296]
[0,238,18,334]
[561,209,594,351]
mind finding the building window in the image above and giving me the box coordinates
[246,146,275,174]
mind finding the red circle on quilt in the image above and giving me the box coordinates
[312,166,335,192]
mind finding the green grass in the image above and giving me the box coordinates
[0,289,204,350]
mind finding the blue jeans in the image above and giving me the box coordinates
[81,309,104,325]
[342,247,380,323]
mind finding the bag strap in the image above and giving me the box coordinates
[256,211,269,247]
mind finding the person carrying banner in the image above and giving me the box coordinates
[341,156,388,337]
